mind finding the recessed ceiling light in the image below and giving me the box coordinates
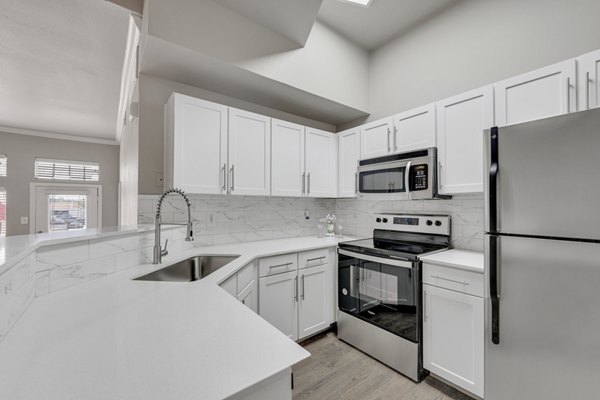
[337,0,373,8]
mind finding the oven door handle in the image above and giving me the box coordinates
[405,161,412,199]
[338,249,413,269]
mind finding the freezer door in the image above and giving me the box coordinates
[484,108,600,240]
[485,234,600,400]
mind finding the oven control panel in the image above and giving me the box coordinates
[373,213,450,235]
[411,164,428,191]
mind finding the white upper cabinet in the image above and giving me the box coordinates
[360,117,394,159]
[579,49,600,110]
[393,103,436,153]
[337,128,360,198]
[494,59,577,127]
[166,94,228,194]
[271,119,305,197]
[228,108,271,196]
[436,86,494,194]
[305,128,336,198]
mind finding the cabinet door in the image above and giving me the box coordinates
[337,128,360,198]
[271,119,305,197]
[238,279,258,314]
[579,49,600,110]
[298,264,330,340]
[228,108,271,196]
[437,85,494,194]
[360,117,393,159]
[305,128,336,198]
[494,59,577,126]
[393,103,436,153]
[259,270,298,341]
[423,284,484,398]
[171,94,228,194]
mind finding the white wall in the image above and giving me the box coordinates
[366,0,600,123]
[144,0,369,112]
[0,132,120,236]
[138,74,337,195]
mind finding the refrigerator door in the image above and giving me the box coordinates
[485,234,600,400]
[484,108,600,240]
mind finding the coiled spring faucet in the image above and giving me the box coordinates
[153,188,194,264]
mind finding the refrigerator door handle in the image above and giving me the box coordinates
[490,235,500,345]
[489,126,499,233]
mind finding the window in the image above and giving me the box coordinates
[0,187,6,237]
[0,154,6,177]
[47,194,87,232]
[35,158,99,181]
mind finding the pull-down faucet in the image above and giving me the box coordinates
[153,188,194,264]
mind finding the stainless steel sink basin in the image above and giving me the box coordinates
[134,255,240,282]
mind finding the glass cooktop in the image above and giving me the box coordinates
[338,237,447,261]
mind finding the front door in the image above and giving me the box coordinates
[32,185,100,234]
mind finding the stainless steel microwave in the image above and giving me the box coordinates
[357,148,450,200]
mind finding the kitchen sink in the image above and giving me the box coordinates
[133,255,240,282]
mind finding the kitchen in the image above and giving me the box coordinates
[1,0,599,399]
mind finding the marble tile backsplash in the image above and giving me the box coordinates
[138,195,336,246]
[335,193,484,251]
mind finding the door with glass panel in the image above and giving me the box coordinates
[32,185,100,234]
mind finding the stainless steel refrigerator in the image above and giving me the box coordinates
[484,108,600,399]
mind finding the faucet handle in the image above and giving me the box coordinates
[161,239,169,257]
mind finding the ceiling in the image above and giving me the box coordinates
[214,0,322,46]
[317,0,462,50]
[0,0,130,143]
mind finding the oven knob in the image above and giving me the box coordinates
[435,220,442,226]
[382,218,388,223]
[426,220,433,226]
[376,218,382,223]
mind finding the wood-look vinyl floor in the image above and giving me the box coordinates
[293,332,475,400]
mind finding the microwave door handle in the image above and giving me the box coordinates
[405,161,412,199]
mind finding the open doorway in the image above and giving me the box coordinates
[30,183,102,234]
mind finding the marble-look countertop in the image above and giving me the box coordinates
[0,225,167,274]
[0,236,356,400]
[420,249,484,273]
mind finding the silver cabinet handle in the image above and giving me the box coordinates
[438,162,443,189]
[423,290,427,322]
[387,127,391,151]
[585,71,590,110]
[566,76,571,112]
[430,274,470,285]
[393,126,398,151]
[230,165,235,192]
[294,276,298,302]
[307,173,311,195]
[302,172,306,194]
[355,172,358,194]
[222,163,227,191]
[405,160,412,199]
[301,274,305,300]
[269,262,292,269]
[307,256,325,262]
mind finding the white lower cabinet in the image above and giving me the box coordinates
[423,264,484,398]
[219,262,258,314]
[259,270,299,340]
[259,250,333,341]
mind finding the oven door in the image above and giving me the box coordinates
[338,249,419,343]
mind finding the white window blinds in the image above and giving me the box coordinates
[0,187,6,237]
[0,154,6,176]
[35,158,99,181]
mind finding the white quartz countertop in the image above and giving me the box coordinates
[420,249,484,273]
[0,236,356,400]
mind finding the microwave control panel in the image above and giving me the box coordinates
[412,164,428,190]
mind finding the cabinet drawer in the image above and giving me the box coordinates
[237,261,256,293]
[298,248,329,270]
[259,253,298,277]
[422,263,483,297]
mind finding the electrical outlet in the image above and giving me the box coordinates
[20,217,28,225]
[304,210,310,220]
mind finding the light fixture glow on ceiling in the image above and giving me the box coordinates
[337,0,373,8]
